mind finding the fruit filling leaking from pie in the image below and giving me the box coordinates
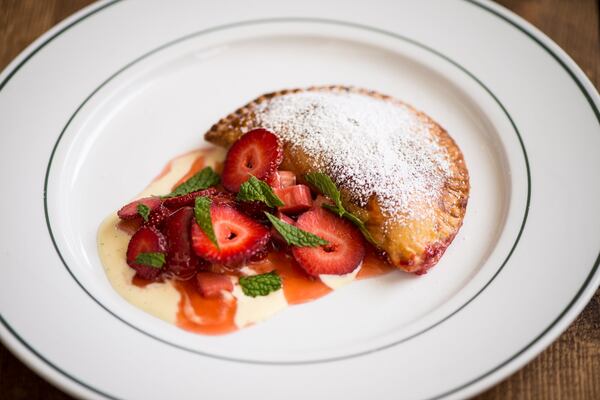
[97,86,469,335]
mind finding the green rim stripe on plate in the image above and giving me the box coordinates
[0,1,596,399]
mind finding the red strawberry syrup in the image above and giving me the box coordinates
[174,278,238,335]
[119,148,395,335]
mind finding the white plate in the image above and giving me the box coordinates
[0,1,598,399]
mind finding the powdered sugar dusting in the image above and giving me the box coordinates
[253,91,451,225]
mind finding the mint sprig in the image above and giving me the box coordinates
[194,196,219,249]
[237,176,284,208]
[134,252,165,269]
[304,172,344,217]
[166,167,220,198]
[137,203,150,222]
[305,172,377,245]
[239,271,282,297]
[264,212,328,247]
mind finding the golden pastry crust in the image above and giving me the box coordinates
[205,86,469,274]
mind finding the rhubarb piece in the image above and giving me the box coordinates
[267,170,296,188]
[274,184,313,214]
[237,175,284,208]
[196,272,233,298]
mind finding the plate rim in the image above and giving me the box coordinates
[0,0,598,399]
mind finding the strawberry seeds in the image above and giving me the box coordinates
[118,128,367,298]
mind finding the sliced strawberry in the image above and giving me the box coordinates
[274,184,313,214]
[195,272,233,298]
[163,207,200,280]
[191,203,270,265]
[117,218,143,236]
[267,170,296,188]
[126,226,167,281]
[249,245,269,262]
[292,208,365,276]
[117,197,162,220]
[270,211,295,246]
[163,188,218,210]
[143,204,171,228]
[221,129,283,192]
[211,191,236,206]
[237,200,271,221]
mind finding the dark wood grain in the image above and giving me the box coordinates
[0,0,598,399]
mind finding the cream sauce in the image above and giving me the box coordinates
[97,147,392,334]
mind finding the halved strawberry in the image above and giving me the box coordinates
[221,129,283,192]
[143,204,171,228]
[292,208,365,276]
[163,207,200,280]
[191,203,270,265]
[270,211,295,246]
[117,197,162,220]
[274,184,313,214]
[196,272,233,298]
[267,170,296,188]
[163,188,218,210]
[126,226,167,281]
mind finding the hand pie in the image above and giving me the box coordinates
[205,86,469,274]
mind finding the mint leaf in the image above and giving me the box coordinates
[239,271,282,297]
[264,212,328,247]
[237,176,284,208]
[166,167,219,197]
[137,203,150,222]
[194,196,219,249]
[134,252,165,268]
[306,172,378,246]
[304,172,344,216]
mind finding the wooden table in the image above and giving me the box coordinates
[0,1,598,398]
